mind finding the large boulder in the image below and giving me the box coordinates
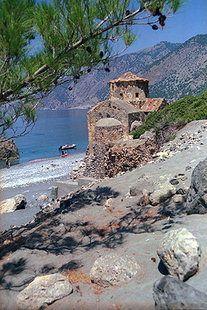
[149,184,176,206]
[153,275,207,310]
[17,273,73,309]
[186,158,207,214]
[0,195,27,214]
[157,228,201,281]
[90,253,140,286]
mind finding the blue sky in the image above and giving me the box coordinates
[125,0,207,53]
[33,0,206,54]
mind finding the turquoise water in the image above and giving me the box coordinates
[15,109,88,163]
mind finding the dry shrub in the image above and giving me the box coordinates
[66,270,91,284]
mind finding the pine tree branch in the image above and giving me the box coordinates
[0,6,144,103]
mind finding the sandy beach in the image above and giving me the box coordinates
[0,153,85,200]
[0,153,85,231]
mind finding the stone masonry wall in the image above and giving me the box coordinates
[85,73,165,179]
[84,124,124,178]
[87,101,129,154]
[110,80,149,101]
[105,131,158,178]
[94,125,124,145]
[84,130,158,179]
[84,143,110,178]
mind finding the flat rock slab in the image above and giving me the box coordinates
[17,273,73,309]
[90,253,140,286]
[55,180,79,197]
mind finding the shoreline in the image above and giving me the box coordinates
[0,152,85,231]
[40,106,90,111]
[0,152,85,196]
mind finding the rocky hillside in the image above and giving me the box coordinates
[133,91,207,139]
[44,34,207,109]
[1,120,207,309]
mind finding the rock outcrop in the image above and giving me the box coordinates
[153,275,207,310]
[17,273,73,309]
[0,138,19,163]
[0,195,27,214]
[130,120,142,132]
[157,228,201,281]
[186,158,207,214]
[90,253,140,286]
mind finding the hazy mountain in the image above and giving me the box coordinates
[44,34,207,109]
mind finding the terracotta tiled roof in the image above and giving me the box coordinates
[88,99,138,114]
[88,97,166,115]
[139,98,165,111]
[110,72,149,83]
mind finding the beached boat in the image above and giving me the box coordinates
[59,144,76,151]
[61,153,70,158]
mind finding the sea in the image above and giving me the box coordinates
[14,109,89,163]
[0,109,89,230]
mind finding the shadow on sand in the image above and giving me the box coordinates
[0,185,186,291]
[0,186,120,258]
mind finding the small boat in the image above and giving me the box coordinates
[59,144,76,151]
[61,153,70,158]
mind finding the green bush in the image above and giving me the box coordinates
[132,91,207,139]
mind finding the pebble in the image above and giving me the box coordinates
[185,165,192,171]
[170,179,179,185]
[173,194,184,204]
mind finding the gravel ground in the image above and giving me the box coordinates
[0,153,85,190]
